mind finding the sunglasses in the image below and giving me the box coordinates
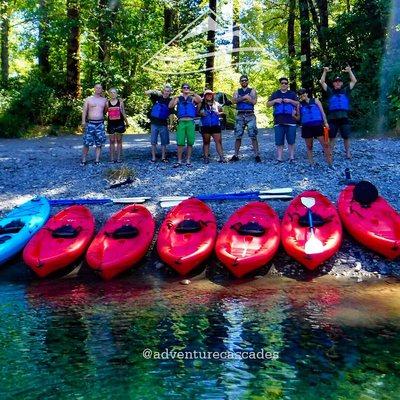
[182,86,190,89]
[280,82,289,85]
[240,79,248,82]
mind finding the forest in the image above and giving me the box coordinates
[0,0,399,137]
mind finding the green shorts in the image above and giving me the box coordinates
[176,120,195,146]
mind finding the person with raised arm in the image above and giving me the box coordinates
[319,65,357,159]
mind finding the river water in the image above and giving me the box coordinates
[0,261,399,399]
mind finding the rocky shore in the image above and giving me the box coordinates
[0,129,399,281]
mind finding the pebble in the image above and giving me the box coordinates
[180,279,191,285]
[154,262,164,270]
[354,262,362,272]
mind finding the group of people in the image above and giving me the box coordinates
[80,66,357,168]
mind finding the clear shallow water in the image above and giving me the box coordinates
[0,264,400,400]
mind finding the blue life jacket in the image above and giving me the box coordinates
[200,105,220,127]
[236,88,254,112]
[150,100,170,120]
[328,91,350,112]
[177,96,197,119]
[273,97,295,116]
[300,99,323,126]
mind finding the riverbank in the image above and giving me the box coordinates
[0,129,399,281]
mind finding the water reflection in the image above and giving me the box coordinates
[0,277,399,399]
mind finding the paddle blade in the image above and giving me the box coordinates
[158,196,190,202]
[301,196,315,209]
[111,197,150,204]
[259,194,293,201]
[304,231,324,255]
[160,200,183,208]
[260,187,293,195]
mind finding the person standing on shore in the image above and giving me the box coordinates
[267,77,299,163]
[146,85,173,163]
[107,88,128,163]
[295,88,332,167]
[81,83,108,166]
[169,84,201,167]
[199,89,225,163]
[230,75,261,163]
[319,66,357,159]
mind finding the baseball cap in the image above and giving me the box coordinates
[203,89,214,95]
[181,83,190,89]
[297,88,307,95]
[332,76,343,82]
[239,75,249,82]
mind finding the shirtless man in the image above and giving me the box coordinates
[81,83,108,165]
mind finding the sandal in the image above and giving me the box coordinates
[80,161,87,166]
[161,158,168,163]
[94,161,100,165]
[186,163,192,168]
[173,163,182,168]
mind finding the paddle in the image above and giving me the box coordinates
[160,194,294,208]
[49,197,150,206]
[300,197,324,255]
[159,187,293,202]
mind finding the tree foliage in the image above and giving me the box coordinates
[0,0,398,137]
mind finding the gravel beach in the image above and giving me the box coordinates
[0,128,399,280]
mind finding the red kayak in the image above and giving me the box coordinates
[215,202,281,278]
[156,198,217,275]
[281,190,342,270]
[86,204,155,280]
[338,185,400,259]
[23,206,95,278]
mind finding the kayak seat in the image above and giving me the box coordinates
[175,219,202,233]
[231,221,266,237]
[0,235,12,244]
[52,224,81,238]
[0,219,24,234]
[109,224,139,239]
[298,212,325,227]
[353,180,378,207]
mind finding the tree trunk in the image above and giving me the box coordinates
[98,0,109,64]
[66,0,81,98]
[232,0,240,70]
[287,0,296,91]
[205,0,217,90]
[164,3,179,43]
[299,0,313,91]
[308,0,328,61]
[38,0,51,75]
[0,4,9,86]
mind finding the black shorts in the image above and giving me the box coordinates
[107,122,126,134]
[201,125,221,135]
[301,125,324,139]
[329,118,351,139]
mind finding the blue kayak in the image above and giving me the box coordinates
[0,197,50,265]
